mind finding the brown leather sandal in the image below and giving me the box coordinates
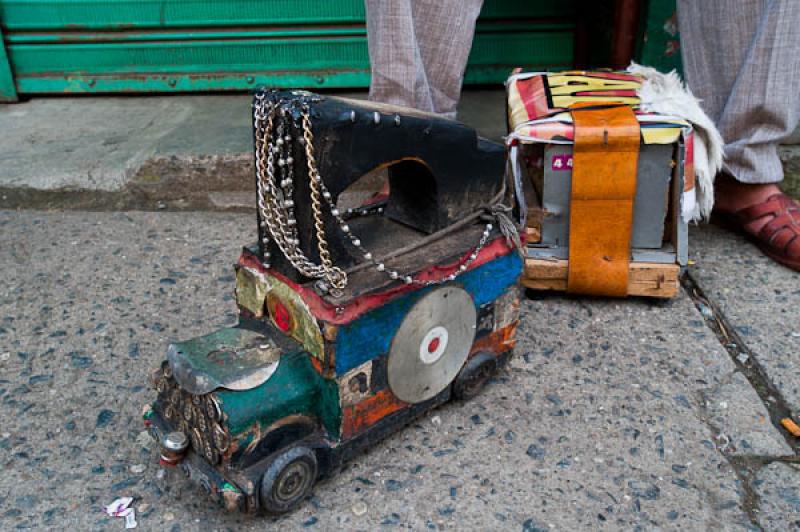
[715,192,800,272]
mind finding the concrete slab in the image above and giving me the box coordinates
[0,97,195,190]
[1,90,794,208]
[701,372,792,457]
[1,210,790,530]
[753,462,800,531]
[689,224,800,414]
[0,90,504,197]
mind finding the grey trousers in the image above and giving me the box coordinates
[365,0,483,118]
[678,0,800,184]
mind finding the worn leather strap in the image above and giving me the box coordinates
[567,104,640,296]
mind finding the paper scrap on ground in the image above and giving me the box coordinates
[104,497,138,529]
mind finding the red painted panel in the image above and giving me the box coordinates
[238,236,517,326]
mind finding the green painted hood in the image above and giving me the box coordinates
[214,344,342,441]
[167,327,286,395]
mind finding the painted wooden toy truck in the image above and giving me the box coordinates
[144,90,523,514]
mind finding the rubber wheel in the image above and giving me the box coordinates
[452,352,496,401]
[259,446,318,514]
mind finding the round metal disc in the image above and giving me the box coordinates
[387,286,477,403]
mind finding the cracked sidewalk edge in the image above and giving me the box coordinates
[682,271,800,529]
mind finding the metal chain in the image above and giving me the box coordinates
[253,97,346,290]
[301,107,347,290]
[253,92,503,293]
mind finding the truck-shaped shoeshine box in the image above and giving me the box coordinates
[144,91,523,514]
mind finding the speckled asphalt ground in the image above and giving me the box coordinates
[1,211,798,531]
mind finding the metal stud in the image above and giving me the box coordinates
[276,138,284,146]
[331,208,339,216]
[377,263,385,272]
[350,110,356,123]
[373,112,380,125]
[323,191,332,200]
[364,252,372,260]
[390,271,398,279]
[404,276,412,284]
[315,280,329,294]
[284,135,291,142]
[286,157,294,165]
[394,115,401,126]
[352,238,361,246]
[284,199,294,208]
[278,159,285,167]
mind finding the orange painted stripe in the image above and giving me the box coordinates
[470,323,518,355]
[309,355,324,374]
[341,389,408,440]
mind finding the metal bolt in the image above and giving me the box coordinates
[163,431,189,453]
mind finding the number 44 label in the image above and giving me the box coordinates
[551,154,573,171]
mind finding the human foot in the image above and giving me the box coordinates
[713,178,783,234]
[712,179,800,271]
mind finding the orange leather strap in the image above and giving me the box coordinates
[567,104,640,296]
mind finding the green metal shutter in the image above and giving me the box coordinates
[0,0,575,100]
[636,0,682,74]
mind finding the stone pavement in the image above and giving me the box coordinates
[1,211,798,531]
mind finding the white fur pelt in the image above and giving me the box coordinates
[628,62,724,222]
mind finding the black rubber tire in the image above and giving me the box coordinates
[259,446,318,514]
[452,352,496,401]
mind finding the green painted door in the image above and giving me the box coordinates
[0,0,576,100]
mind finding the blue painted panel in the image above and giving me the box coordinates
[334,252,522,375]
